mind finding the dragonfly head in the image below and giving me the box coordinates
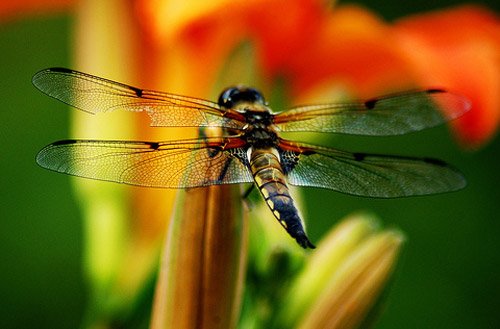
[218,86,266,109]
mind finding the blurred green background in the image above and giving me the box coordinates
[0,1,498,329]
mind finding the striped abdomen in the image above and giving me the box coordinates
[249,147,315,249]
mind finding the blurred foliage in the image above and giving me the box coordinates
[0,1,499,329]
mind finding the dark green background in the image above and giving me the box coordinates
[0,1,498,328]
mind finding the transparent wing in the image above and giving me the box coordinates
[274,89,470,135]
[281,142,466,197]
[36,137,253,188]
[32,67,245,129]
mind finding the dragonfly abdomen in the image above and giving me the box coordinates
[249,147,315,249]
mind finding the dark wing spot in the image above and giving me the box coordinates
[426,88,446,94]
[423,157,447,166]
[301,150,316,156]
[364,98,377,110]
[148,142,160,150]
[51,139,78,146]
[49,67,74,74]
[353,153,367,161]
[131,86,143,97]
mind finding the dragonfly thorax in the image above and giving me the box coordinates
[219,86,277,148]
[243,123,279,148]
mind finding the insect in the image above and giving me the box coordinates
[33,68,470,249]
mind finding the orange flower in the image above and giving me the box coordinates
[139,1,499,147]
[138,0,417,98]
[260,4,417,98]
[394,5,500,148]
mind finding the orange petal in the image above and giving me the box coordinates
[138,1,420,100]
[136,0,333,94]
[394,5,500,148]
[280,4,417,99]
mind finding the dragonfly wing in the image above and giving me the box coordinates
[36,137,253,188]
[274,89,470,135]
[282,143,466,197]
[32,68,244,129]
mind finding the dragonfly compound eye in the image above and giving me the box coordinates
[218,86,266,108]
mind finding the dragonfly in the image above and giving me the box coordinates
[33,67,470,249]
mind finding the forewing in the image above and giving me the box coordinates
[274,89,470,135]
[282,143,466,197]
[32,68,244,129]
[36,137,253,188]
